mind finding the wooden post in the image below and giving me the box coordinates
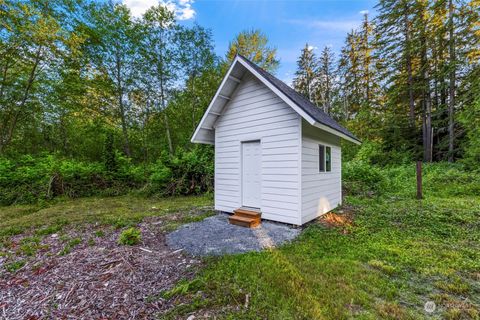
[416,161,423,199]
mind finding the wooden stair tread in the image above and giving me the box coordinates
[229,214,261,228]
[229,215,255,222]
[229,207,262,228]
[233,209,261,218]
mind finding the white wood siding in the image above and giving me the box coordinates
[214,73,302,225]
[301,120,342,224]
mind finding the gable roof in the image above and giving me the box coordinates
[191,54,361,145]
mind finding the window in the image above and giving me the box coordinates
[319,145,325,172]
[319,144,332,172]
[326,146,332,172]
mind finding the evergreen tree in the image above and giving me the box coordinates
[338,31,363,121]
[293,44,319,103]
[317,46,336,115]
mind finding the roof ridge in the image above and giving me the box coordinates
[236,54,360,143]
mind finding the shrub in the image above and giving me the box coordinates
[118,227,142,246]
[145,160,172,193]
[351,140,413,166]
[142,146,214,196]
[0,148,215,204]
[343,161,480,199]
[353,141,384,164]
[103,132,118,173]
[343,161,386,196]
[423,163,480,197]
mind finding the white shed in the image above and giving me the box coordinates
[192,55,361,226]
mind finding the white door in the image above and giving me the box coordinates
[242,141,261,208]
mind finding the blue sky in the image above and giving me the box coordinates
[125,0,377,83]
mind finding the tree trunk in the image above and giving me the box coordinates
[325,71,331,114]
[420,28,433,162]
[448,0,456,162]
[0,46,42,154]
[403,6,415,127]
[159,74,173,155]
[0,61,9,101]
[363,15,371,105]
[118,96,131,157]
[163,111,173,155]
[191,74,197,131]
[115,51,131,157]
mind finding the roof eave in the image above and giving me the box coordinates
[312,122,362,145]
[190,56,242,144]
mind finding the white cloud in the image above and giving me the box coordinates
[176,0,195,20]
[123,0,196,20]
[307,45,318,51]
[359,10,369,15]
[124,0,157,17]
[285,19,360,32]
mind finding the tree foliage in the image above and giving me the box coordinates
[226,29,280,72]
[293,1,479,165]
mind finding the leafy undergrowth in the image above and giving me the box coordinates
[163,164,480,319]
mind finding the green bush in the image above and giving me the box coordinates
[142,146,214,196]
[0,146,214,204]
[343,161,480,199]
[351,140,413,165]
[423,163,480,197]
[118,227,142,246]
[353,141,384,164]
[343,161,387,196]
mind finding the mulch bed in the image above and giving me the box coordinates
[317,206,356,233]
[0,213,207,319]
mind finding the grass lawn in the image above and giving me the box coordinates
[0,194,213,240]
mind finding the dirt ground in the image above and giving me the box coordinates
[0,214,206,320]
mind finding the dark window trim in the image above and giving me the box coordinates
[319,144,325,172]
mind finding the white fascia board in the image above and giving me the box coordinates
[312,122,362,145]
[191,56,241,143]
[236,58,317,126]
[193,138,215,145]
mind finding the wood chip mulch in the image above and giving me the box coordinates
[318,206,355,233]
[0,215,204,320]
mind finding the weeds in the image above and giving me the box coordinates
[118,227,142,246]
[5,260,25,273]
[59,237,82,256]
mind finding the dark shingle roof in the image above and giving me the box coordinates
[238,54,360,143]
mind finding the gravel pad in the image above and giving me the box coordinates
[166,214,301,256]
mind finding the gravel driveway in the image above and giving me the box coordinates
[166,213,301,256]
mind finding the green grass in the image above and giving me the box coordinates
[0,194,212,239]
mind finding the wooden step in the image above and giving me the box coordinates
[228,215,261,228]
[233,208,261,220]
